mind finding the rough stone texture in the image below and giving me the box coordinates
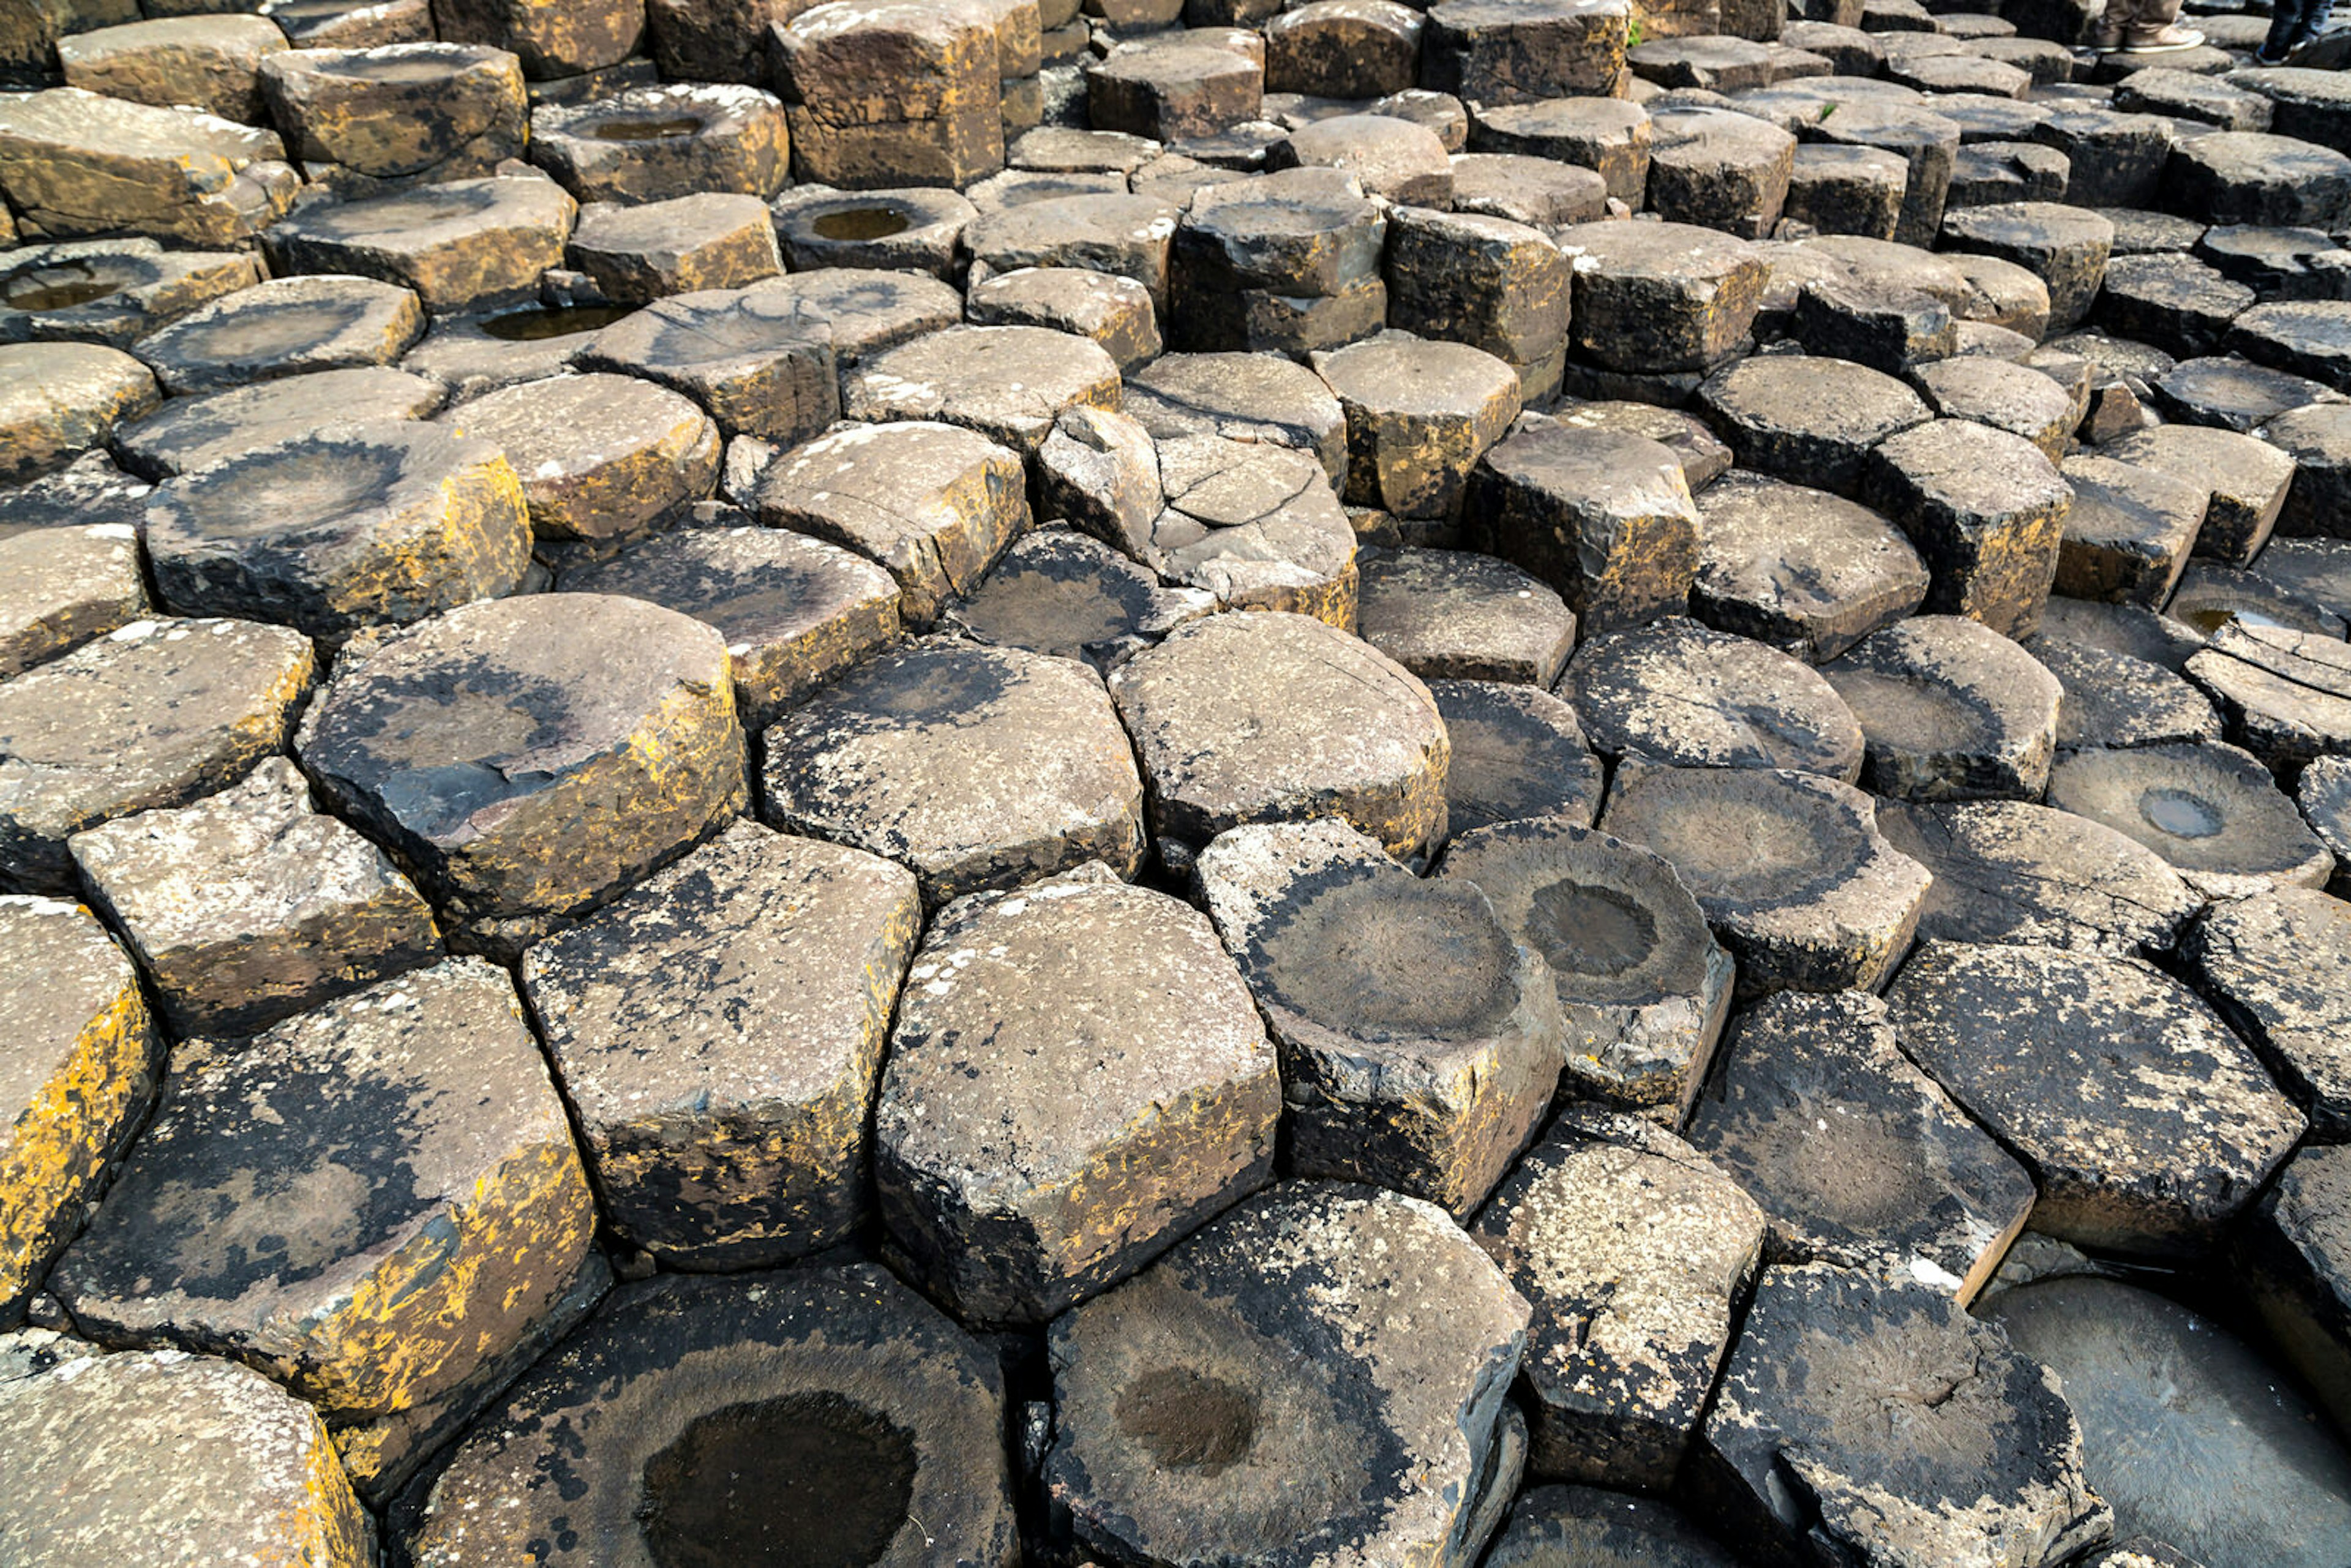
[299,593,744,956]
[50,958,594,1460]
[1556,219,1768,373]
[1689,471,1927,662]
[1428,680,1607,835]
[1465,422,1700,637]
[1696,353,1931,499]
[1144,433,1359,625]
[2187,620,2351,776]
[444,372,719,543]
[114,364,444,481]
[1384,207,1570,401]
[2047,741,2335,899]
[1126,350,1348,486]
[1692,1262,2110,1568]
[1046,1180,1532,1568]
[1989,1276,2351,1568]
[263,175,577,317]
[1821,614,2062,801]
[69,756,438,1039]
[0,896,156,1326]
[561,523,899,729]
[520,820,917,1267]
[0,1347,372,1568]
[1564,617,1864,779]
[1888,941,2305,1253]
[876,863,1278,1326]
[761,636,1144,906]
[581,285,837,447]
[397,1264,1019,1567]
[1313,332,1519,522]
[1194,819,1561,1215]
[967,266,1160,372]
[1687,989,2037,1302]
[0,342,159,484]
[1110,610,1449,863]
[1861,418,2072,638]
[2181,887,2351,1141]
[842,323,1119,454]
[136,274,426,397]
[144,419,530,643]
[0,88,298,246]
[2033,635,2224,752]
[2105,422,2293,566]
[1355,547,1575,687]
[531,82,787,203]
[0,238,258,350]
[0,522,144,678]
[1484,1486,1746,1568]
[2241,1144,2351,1443]
[1602,762,1932,996]
[756,419,1024,628]
[1940,200,2114,332]
[564,193,781,306]
[259,42,526,191]
[0,617,314,893]
[1474,1109,1761,1490]
[2053,453,2207,609]
[941,527,1215,671]
[1878,797,2199,956]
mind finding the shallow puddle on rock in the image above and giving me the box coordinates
[638,1392,917,1568]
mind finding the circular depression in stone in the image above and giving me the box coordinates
[321,46,483,82]
[2048,743,2327,882]
[639,1392,917,1568]
[1524,877,1657,980]
[479,304,637,342]
[587,113,708,143]
[173,300,375,364]
[1608,771,1860,908]
[812,206,917,241]
[1258,874,1519,1043]
[1,258,146,312]
[191,441,410,538]
[1116,1367,1260,1477]
[2140,786,2225,841]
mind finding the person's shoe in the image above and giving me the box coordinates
[2254,42,2295,62]
[2117,23,2205,50]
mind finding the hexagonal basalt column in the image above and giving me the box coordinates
[297,593,746,958]
[760,636,1144,907]
[0,897,157,1327]
[1195,818,1562,1215]
[1046,1181,1532,1568]
[50,959,596,1459]
[396,1265,1019,1567]
[876,863,1279,1325]
[1109,610,1450,865]
[522,820,919,1268]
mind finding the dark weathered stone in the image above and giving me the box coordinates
[51,958,594,1465]
[137,274,426,397]
[2170,561,2345,641]
[2177,886,2351,1139]
[1691,1262,2110,1568]
[1644,107,1794,239]
[1126,349,1348,484]
[1087,39,1261,143]
[530,83,787,203]
[264,175,577,317]
[1940,200,2113,331]
[1788,271,1955,374]
[1314,332,1519,521]
[2197,226,2351,304]
[2039,590,2208,670]
[1449,151,1608,228]
[563,193,781,307]
[1565,617,1863,779]
[259,41,524,192]
[144,419,528,642]
[0,896,157,1326]
[1547,401,1733,493]
[1603,761,1931,995]
[397,1264,1019,1566]
[1690,470,1929,661]
[1785,143,1908,240]
[1483,1486,1745,1568]
[1697,353,1931,498]
[1428,680,1607,835]
[1464,422,1700,636]
[968,265,1160,372]
[771,184,973,278]
[2098,424,2291,568]
[1423,0,1630,103]
[842,323,1119,454]
[2049,740,2333,898]
[561,523,899,729]
[1821,614,2061,801]
[2052,452,2207,608]
[2185,620,2351,775]
[2,343,158,487]
[69,756,438,1038]
[876,862,1277,1324]
[0,617,313,892]
[444,371,717,543]
[519,820,916,1267]
[0,238,258,351]
[1046,1180,1531,1568]
[1989,1276,2351,1568]
[580,285,836,448]
[2096,252,2256,359]
[0,88,298,246]
[1474,1109,1761,1490]
[761,636,1142,906]
[115,364,444,480]
[1355,546,1576,686]
[0,521,144,678]
[1555,219,1768,373]
[1860,417,2072,637]
[1889,940,2303,1253]
[299,593,743,955]
[0,1347,372,1567]
[1112,610,1448,862]
[1689,988,2035,1300]
[1385,206,1572,400]
[1471,95,1651,204]
[2030,634,2224,751]
[2155,355,2339,433]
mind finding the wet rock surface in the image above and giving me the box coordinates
[7,1,2351,1561]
